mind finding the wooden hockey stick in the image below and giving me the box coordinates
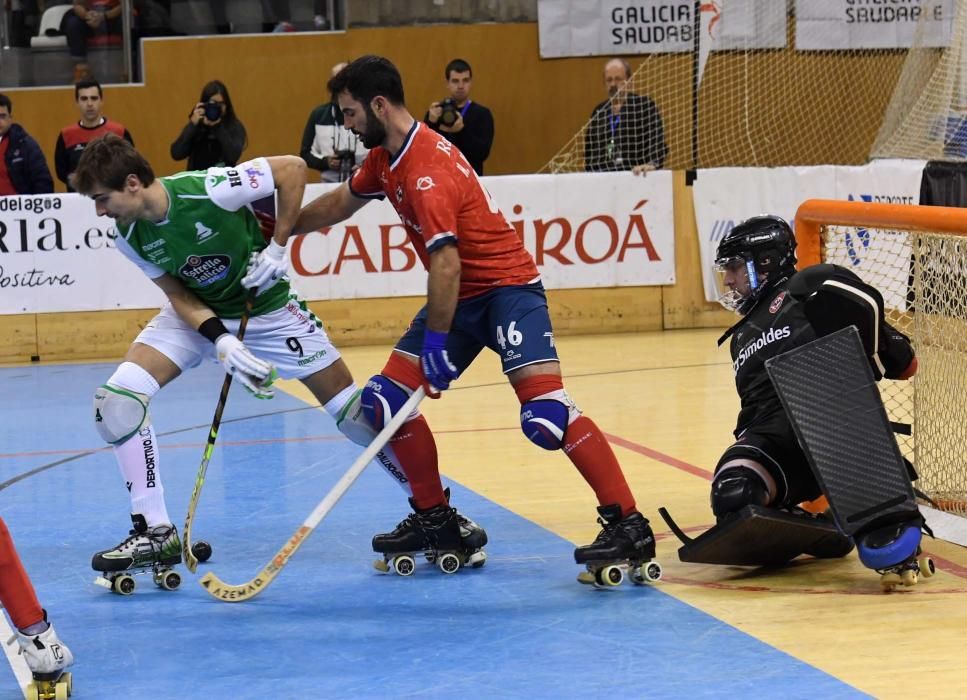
[199,386,426,602]
[183,292,257,573]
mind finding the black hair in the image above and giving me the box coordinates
[74,78,103,100]
[445,58,472,80]
[0,93,10,114]
[327,55,405,107]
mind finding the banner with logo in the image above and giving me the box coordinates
[0,171,675,315]
[537,0,786,58]
[692,159,926,304]
[796,0,952,50]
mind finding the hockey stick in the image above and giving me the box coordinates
[199,386,426,602]
[183,292,257,573]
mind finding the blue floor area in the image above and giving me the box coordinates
[0,361,869,698]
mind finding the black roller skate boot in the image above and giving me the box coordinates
[444,487,488,557]
[373,498,483,576]
[575,504,662,588]
[92,514,183,595]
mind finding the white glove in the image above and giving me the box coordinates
[215,334,277,399]
[241,240,288,296]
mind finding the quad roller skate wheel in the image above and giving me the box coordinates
[880,572,902,591]
[113,574,136,596]
[437,552,462,574]
[28,672,72,700]
[919,556,936,578]
[599,565,624,586]
[392,555,416,576]
[191,540,213,563]
[900,569,918,587]
[631,561,663,585]
[154,569,181,591]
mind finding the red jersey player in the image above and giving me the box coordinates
[0,517,74,696]
[294,56,661,586]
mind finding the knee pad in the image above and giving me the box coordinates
[335,388,376,448]
[857,518,922,570]
[94,362,158,445]
[520,399,570,450]
[711,466,769,518]
[361,375,413,431]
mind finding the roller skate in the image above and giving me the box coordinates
[423,487,487,567]
[856,518,935,591]
[9,617,73,700]
[92,514,183,595]
[575,505,662,588]
[373,498,486,576]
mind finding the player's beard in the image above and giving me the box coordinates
[359,104,387,149]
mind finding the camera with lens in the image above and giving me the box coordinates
[334,149,355,181]
[439,98,459,127]
[203,101,223,122]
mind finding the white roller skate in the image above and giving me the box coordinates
[10,620,74,700]
[92,514,182,595]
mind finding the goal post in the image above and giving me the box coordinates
[793,198,967,520]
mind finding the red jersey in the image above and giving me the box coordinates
[349,121,538,299]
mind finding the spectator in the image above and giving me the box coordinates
[62,1,123,76]
[585,58,667,174]
[300,62,368,183]
[170,80,247,170]
[54,78,133,191]
[424,58,494,175]
[0,94,54,196]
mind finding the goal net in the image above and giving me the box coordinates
[795,199,967,516]
[543,1,967,173]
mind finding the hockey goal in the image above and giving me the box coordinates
[795,199,967,517]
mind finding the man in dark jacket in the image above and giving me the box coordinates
[424,58,494,175]
[0,94,54,195]
[585,58,667,174]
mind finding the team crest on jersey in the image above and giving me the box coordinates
[195,221,218,243]
[179,254,231,286]
[395,184,404,203]
[416,176,435,191]
[769,292,787,314]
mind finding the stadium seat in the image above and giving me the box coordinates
[30,5,72,49]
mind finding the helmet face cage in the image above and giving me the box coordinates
[713,216,796,314]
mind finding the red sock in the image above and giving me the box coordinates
[0,518,43,630]
[515,375,637,517]
[564,416,637,516]
[383,354,446,510]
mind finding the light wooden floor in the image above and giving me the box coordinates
[279,329,967,699]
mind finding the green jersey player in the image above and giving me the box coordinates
[71,134,417,591]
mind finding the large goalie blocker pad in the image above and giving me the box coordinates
[766,327,922,570]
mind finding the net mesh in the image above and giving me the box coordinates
[821,224,967,515]
[543,2,967,172]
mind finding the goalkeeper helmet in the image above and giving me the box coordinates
[714,215,797,314]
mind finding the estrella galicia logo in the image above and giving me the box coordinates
[179,254,231,286]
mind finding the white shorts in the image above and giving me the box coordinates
[134,298,341,380]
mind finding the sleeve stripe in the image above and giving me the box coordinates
[426,232,457,252]
[347,179,384,200]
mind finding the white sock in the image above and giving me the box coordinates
[107,362,171,527]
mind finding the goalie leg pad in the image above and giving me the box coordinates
[93,362,159,445]
[361,374,414,431]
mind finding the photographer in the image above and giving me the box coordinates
[424,58,494,175]
[300,62,368,183]
[170,80,247,170]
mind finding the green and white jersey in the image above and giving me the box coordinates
[115,157,288,319]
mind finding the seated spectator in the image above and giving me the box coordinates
[300,62,368,183]
[62,1,123,76]
[55,78,133,191]
[170,80,247,170]
[585,58,667,174]
[0,93,54,195]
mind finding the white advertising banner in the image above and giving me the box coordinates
[537,0,786,58]
[796,0,953,50]
[0,171,675,315]
[692,159,926,304]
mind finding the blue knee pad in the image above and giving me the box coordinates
[520,399,569,451]
[857,520,922,570]
[361,375,412,430]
